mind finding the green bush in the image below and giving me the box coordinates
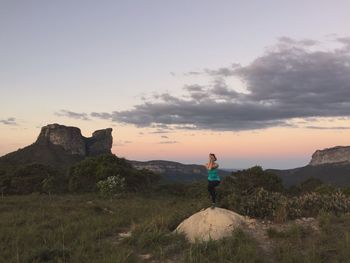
[222,185,350,220]
[286,177,325,196]
[218,165,285,215]
[225,187,288,220]
[288,191,350,218]
[68,154,160,193]
[314,184,337,195]
[7,163,63,194]
[341,186,350,197]
[219,165,284,198]
[96,175,126,198]
[299,177,324,193]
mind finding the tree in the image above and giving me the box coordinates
[68,154,160,193]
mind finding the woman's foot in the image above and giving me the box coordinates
[210,203,216,209]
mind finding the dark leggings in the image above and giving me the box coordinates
[208,180,220,203]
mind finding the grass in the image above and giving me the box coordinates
[181,229,263,263]
[0,191,261,263]
[1,192,350,262]
[267,212,350,263]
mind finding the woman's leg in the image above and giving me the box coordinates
[208,180,219,203]
[208,181,215,203]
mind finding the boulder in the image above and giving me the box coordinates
[174,207,244,243]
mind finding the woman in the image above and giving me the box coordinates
[205,153,221,208]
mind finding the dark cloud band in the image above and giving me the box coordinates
[92,36,350,131]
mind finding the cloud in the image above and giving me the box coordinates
[158,140,178,144]
[149,129,172,134]
[0,117,17,125]
[91,112,112,119]
[91,36,350,131]
[113,140,132,146]
[55,109,90,120]
[184,71,202,76]
[304,126,350,130]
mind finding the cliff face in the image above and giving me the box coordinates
[35,123,113,156]
[128,160,231,182]
[309,146,350,166]
[130,160,206,175]
[86,128,113,156]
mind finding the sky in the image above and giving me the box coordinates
[1,0,350,169]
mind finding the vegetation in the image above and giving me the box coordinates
[68,154,160,193]
[96,175,126,198]
[0,163,65,195]
[0,154,160,195]
[2,162,350,262]
[267,213,350,262]
[1,189,350,262]
[0,191,263,263]
[218,166,350,221]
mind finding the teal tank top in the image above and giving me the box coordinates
[208,168,220,181]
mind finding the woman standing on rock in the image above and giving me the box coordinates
[205,153,221,208]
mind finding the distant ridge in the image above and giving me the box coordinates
[268,145,350,186]
[128,159,232,182]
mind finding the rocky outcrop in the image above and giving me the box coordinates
[35,123,113,156]
[129,160,206,175]
[309,146,350,166]
[86,128,113,156]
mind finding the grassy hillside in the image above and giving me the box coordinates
[0,142,84,173]
[1,190,350,263]
[2,163,350,262]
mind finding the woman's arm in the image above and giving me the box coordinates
[206,162,218,170]
[205,162,212,169]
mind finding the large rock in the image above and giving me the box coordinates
[35,123,113,156]
[309,146,350,166]
[36,123,87,155]
[86,128,113,156]
[174,207,244,243]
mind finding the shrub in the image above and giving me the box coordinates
[222,185,350,221]
[314,184,337,195]
[218,165,285,216]
[42,176,56,195]
[288,191,350,219]
[68,154,160,193]
[8,163,63,194]
[226,187,288,220]
[341,186,350,197]
[219,165,284,198]
[96,175,126,198]
[299,177,324,193]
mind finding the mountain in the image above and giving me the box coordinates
[0,123,231,184]
[268,146,350,186]
[128,160,232,182]
[0,123,113,173]
[309,146,350,166]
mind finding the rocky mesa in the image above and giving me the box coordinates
[0,123,113,171]
[35,123,113,157]
[309,146,350,166]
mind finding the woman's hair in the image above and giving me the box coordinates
[209,153,217,161]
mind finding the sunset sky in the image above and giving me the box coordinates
[1,0,350,169]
